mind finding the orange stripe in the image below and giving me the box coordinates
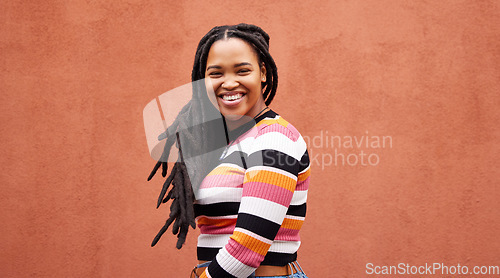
[281,218,304,230]
[244,170,296,192]
[256,117,289,128]
[197,217,237,227]
[207,166,244,176]
[297,168,311,182]
[231,230,271,256]
[276,117,289,127]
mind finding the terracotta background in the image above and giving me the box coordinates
[1,1,499,277]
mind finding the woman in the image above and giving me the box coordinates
[148,23,310,278]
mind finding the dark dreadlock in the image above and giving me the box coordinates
[147,23,279,249]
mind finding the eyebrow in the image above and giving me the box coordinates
[206,62,253,71]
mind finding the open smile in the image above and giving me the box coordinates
[218,92,247,107]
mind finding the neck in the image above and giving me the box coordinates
[225,115,255,131]
[225,103,268,131]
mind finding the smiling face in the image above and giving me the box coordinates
[204,38,267,122]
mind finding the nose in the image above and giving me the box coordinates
[221,76,239,90]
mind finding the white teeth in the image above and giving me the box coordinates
[222,94,243,101]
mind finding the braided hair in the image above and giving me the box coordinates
[148,23,278,249]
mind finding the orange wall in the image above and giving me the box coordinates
[1,1,499,277]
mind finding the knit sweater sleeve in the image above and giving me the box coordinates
[200,123,307,278]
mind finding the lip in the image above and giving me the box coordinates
[217,91,246,107]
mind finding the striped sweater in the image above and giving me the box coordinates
[194,110,310,278]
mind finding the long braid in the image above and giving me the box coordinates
[148,23,279,249]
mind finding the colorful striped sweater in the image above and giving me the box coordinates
[194,110,310,278]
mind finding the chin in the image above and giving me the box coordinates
[222,113,244,121]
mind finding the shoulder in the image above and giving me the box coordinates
[255,111,302,143]
[250,111,307,161]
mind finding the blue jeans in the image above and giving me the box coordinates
[193,261,308,278]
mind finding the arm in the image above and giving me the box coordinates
[201,126,306,278]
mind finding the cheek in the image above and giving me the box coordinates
[205,78,221,92]
[204,78,219,107]
[242,74,262,90]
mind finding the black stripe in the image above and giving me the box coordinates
[197,249,299,268]
[197,246,220,261]
[298,149,310,173]
[287,203,307,217]
[236,213,281,240]
[207,259,236,278]
[247,149,300,175]
[255,109,277,123]
[261,251,298,266]
[194,202,240,217]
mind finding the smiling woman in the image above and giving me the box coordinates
[148,23,310,278]
[205,37,267,123]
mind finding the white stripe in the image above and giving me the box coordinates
[195,187,242,204]
[224,136,255,156]
[249,132,307,160]
[290,190,307,206]
[197,236,301,256]
[197,234,231,248]
[196,181,306,205]
[238,197,287,224]
[218,162,245,171]
[268,240,301,253]
[246,165,297,180]
[284,215,305,221]
[233,227,273,245]
[216,247,256,277]
[264,115,280,121]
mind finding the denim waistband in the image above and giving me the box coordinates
[193,261,307,278]
[196,261,211,268]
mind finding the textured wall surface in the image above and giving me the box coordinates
[1,1,499,277]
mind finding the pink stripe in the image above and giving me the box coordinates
[274,228,301,241]
[231,126,259,145]
[257,123,299,142]
[242,182,294,207]
[295,177,310,191]
[200,174,244,189]
[225,239,264,268]
[199,225,235,235]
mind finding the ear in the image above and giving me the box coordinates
[260,62,266,83]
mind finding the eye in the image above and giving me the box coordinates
[209,72,222,77]
[238,68,251,74]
